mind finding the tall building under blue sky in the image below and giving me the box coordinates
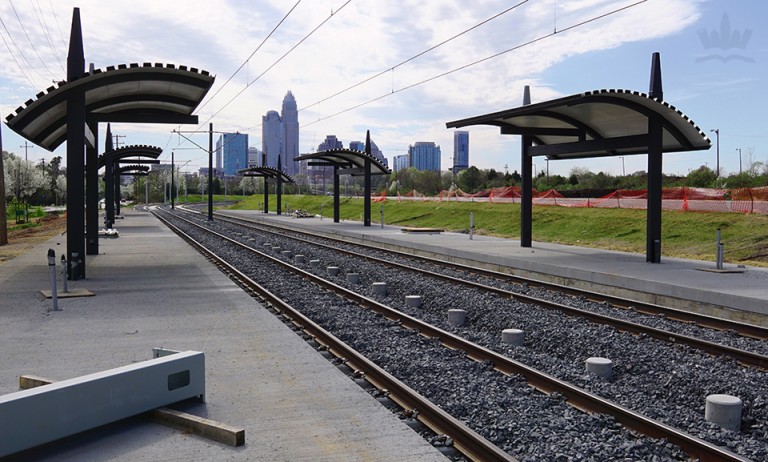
[282,91,299,176]
[262,110,282,169]
[452,131,469,174]
[262,91,300,175]
[217,132,248,176]
[409,142,441,172]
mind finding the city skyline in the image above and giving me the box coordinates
[0,1,765,179]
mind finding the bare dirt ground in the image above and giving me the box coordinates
[0,214,67,264]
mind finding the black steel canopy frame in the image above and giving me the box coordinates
[446,53,711,263]
[4,8,214,278]
[294,131,391,225]
[239,164,294,215]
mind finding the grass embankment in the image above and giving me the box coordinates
[221,194,768,267]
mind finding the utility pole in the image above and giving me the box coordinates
[19,141,33,162]
[113,134,126,148]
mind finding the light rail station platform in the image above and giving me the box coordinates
[0,209,448,461]
[223,210,768,328]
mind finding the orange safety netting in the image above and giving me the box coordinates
[372,191,387,203]
[392,186,768,214]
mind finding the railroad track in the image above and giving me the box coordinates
[210,208,766,341]
[154,207,756,462]
[207,209,768,369]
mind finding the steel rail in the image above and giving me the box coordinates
[212,210,767,340]
[153,209,516,462]
[207,211,768,369]
[158,208,752,462]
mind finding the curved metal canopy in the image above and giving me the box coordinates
[295,148,391,176]
[5,63,214,151]
[117,165,150,175]
[238,166,294,183]
[446,89,711,160]
[98,145,162,168]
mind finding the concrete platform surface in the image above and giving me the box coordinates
[0,209,447,461]
[222,210,768,327]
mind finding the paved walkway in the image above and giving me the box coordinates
[0,209,447,461]
[223,210,768,328]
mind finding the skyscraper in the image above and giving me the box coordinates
[350,138,388,167]
[318,135,343,151]
[282,91,299,176]
[262,110,282,169]
[452,131,469,174]
[393,154,409,172]
[262,91,300,175]
[409,142,441,171]
[217,133,248,176]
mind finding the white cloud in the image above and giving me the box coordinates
[0,0,709,172]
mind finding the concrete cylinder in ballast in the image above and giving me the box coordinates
[405,295,422,308]
[501,328,525,346]
[372,282,387,296]
[585,357,613,379]
[705,394,742,432]
[282,250,292,258]
[327,266,340,276]
[447,309,466,326]
[310,259,321,268]
[347,273,361,284]
[294,255,306,264]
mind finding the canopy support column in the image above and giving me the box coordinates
[646,116,663,263]
[66,7,85,280]
[333,166,340,223]
[263,178,269,213]
[363,131,372,227]
[521,136,533,247]
[85,120,99,255]
[276,157,282,215]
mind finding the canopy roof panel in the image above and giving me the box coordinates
[98,145,162,169]
[5,63,214,151]
[446,89,711,160]
[295,148,391,176]
[238,166,294,183]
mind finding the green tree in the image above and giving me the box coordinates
[685,165,717,187]
[457,166,483,193]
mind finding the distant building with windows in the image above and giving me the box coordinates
[452,131,469,174]
[318,135,343,151]
[261,91,300,175]
[217,133,248,176]
[408,142,441,172]
[349,138,388,167]
[247,147,261,168]
[393,154,409,172]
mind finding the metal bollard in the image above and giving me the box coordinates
[47,249,60,311]
[60,255,68,293]
[469,212,474,240]
[716,228,724,270]
[380,205,384,229]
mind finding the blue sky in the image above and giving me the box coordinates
[0,0,765,178]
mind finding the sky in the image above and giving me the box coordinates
[0,0,765,179]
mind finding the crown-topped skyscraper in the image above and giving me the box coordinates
[262,91,300,176]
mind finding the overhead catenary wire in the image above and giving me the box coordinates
[32,0,65,73]
[303,0,648,128]
[297,0,530,114]
[195,0,303,114]
[8,0,57,78]
[196,0,352,132]
[0,22,37,88]
[0,14,45,85]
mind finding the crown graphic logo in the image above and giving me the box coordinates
[696,13,753,63]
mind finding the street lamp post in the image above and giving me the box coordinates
[737,148,742,174]
[710,129,719,177]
